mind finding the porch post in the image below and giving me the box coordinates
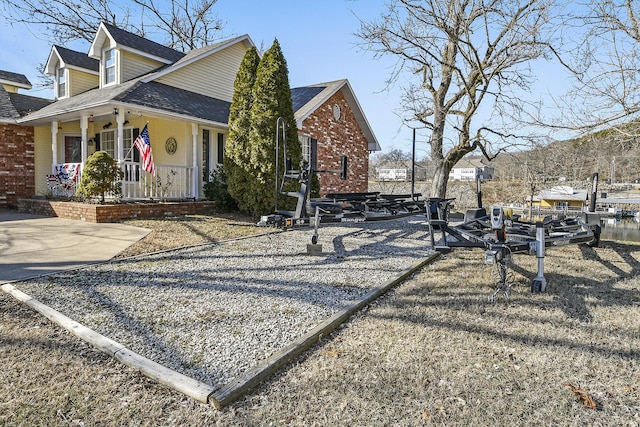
[116,109,125,198]
[80,115,89,163]
[192,123,199,199]
[51,120,59,173]
[116,109,125,165]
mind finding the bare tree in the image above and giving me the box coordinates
[0,0,223,50]
[562,1,640,132]
[132,0,223,51]
[356,0,563,198]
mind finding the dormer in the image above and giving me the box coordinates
[0,70,31,93]
[88,22,185,88]
[45,46,99,99]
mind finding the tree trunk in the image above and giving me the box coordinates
[431,160,450,199]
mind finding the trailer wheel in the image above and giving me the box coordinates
[586,225,601,248]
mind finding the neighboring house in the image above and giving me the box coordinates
[17,23,379,202]
[449,157,494,181]
[0,70,53,207]
[527,186,588,210]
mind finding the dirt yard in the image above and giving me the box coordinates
[1,214,638,426]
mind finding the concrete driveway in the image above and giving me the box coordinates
[0,210,150,283]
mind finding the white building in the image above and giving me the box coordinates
[449,157,493,181]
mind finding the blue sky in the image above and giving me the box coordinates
[0,0,413,152]
[0,0,574,155]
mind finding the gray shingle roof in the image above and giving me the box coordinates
[54,45,99,72]
[115,81,230,124]
[291,86,326,112]
[103,22,185,63]
[0,84,53,120]
[18,77,229,125]
[0,85,19,119]
[0,69,31,87]
[9,92,54,116]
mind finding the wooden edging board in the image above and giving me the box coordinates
[209,251,441,409]
[0,283,215,403]
[2,250,440,410]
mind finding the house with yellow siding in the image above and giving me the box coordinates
[527,186,588,211]
[16,23,380,203]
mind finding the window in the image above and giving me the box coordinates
[103,49,116,85]
[202,129,210,182]
[299,135,311,163]
[64,135,81,163]
[298,135,317,170]
[217,133,225,165]
[57,68,66,98]
[101,130,115,158]
[122,128,134,161]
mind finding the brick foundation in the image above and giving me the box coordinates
[0,124,35,208]
[17,199,218,223]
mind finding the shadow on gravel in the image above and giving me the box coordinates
[10,218,435,387]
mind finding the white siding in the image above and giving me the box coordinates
[156,43,247,102]
[121,50,164,82]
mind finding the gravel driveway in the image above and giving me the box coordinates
[12,217,433,391]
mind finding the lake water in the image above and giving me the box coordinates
[600,217,640,242]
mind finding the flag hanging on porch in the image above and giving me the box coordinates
[133,124,156,175]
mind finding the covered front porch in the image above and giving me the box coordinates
[49,161,195,201]
[29,106,227,201]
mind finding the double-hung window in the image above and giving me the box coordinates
[104,48,116,85]
[56,68,66,98]
[101,130,116,159]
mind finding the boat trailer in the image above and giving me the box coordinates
[257,119,601,300]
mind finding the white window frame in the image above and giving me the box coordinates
[56,67,66,98]
[100,129,116,159]
[103,48,117,86]
[122,128,134,161]
[101,127,133,160]
[299,135,311,163]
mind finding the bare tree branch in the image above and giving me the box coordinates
[356,0,563,197]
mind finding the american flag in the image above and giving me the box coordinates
[133,124,156,175]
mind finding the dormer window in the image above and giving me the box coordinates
[103,48,116,85]
[56,67,66,98]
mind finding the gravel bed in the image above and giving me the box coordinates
[14,217,433,390]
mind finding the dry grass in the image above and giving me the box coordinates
[1,214,639,426]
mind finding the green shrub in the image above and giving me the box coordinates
[203,165,237,211]
[76,151,124,203]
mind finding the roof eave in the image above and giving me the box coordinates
[0,79,32,90]
[45,46,62,75]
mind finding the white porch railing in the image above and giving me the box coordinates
[50,162,195,201]
[122,162,194,200]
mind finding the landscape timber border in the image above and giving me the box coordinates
[1,249,441,410]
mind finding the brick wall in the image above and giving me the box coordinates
[17,199,218,223]
[299,91,369,196]
[0,124,35,208]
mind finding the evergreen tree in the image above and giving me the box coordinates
[225,46,260,213]
[76,151,124,203]
[247,39,300,216]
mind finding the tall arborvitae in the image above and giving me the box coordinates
[225,46,260,213]
[247,39,300,216]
